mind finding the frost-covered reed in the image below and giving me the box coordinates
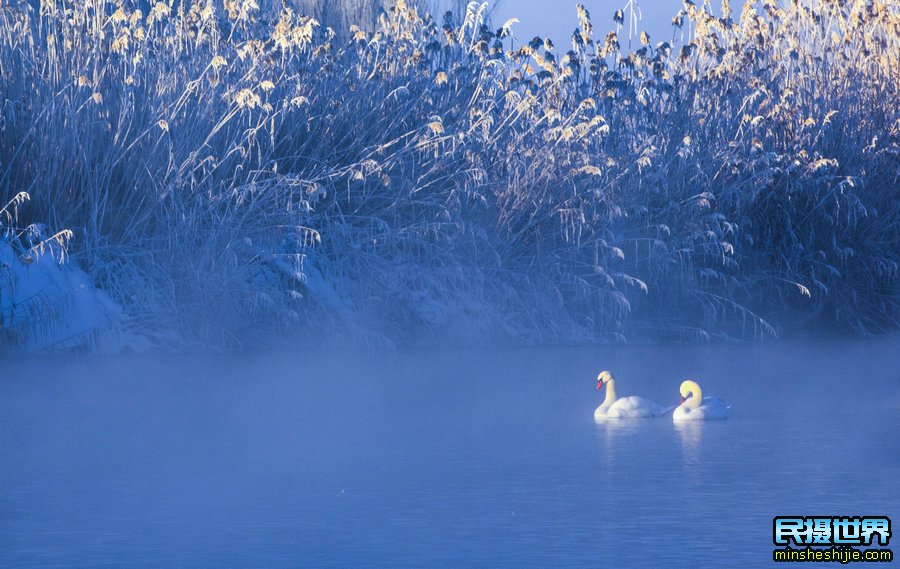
[0,0,897,348]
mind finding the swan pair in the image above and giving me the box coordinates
[594,370,729,421]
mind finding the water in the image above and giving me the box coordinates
[1,340,898,567]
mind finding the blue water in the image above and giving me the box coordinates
[1,340,897,567]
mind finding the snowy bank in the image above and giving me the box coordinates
[0,194,137,351]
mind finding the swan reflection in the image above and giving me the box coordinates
[675,420,703,465]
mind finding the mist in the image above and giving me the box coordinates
[2,339,898,566]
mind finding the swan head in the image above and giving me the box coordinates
[678,379,702,408]
[596,370,614,391]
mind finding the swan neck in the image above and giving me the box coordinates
[686,383,702,408]
[603,379,617,405]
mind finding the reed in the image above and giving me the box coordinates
[0,0,896,348]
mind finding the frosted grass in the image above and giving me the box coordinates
[0,0,897,348]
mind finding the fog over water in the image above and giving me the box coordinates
[1,339,897,567]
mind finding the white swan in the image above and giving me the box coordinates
[673,380,729,421]
[594,370,666,420]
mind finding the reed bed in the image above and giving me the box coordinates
[0,0,897,348]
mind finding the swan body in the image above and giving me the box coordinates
[594,370,665,420]
[673,380,729,421]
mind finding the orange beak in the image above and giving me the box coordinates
[596,379,604,391]
[679,395,686,404]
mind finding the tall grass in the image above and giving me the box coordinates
[0,0,897,348]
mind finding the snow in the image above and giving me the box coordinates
[0,239,144,352]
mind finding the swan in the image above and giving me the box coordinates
[594,370,666,420]
[673,380,729,421]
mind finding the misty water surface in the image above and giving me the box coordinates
[1,339,898,567]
